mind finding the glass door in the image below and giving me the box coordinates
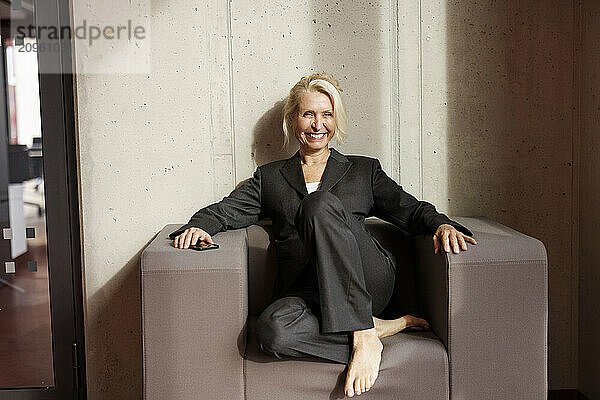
[0,31,54,389]
[0,0,85,398]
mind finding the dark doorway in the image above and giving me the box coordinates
[0,0,85,399]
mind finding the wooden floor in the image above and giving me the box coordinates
[0,199,54,388]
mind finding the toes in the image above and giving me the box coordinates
[354,378,362,396]
[345,375,355,397]
[364,374,376,393]
[345,386,355,397]
[359,377,366,394]
[372,371,379,386]
[367,375,374,389]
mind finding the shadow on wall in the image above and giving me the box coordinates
[86,244,151,399]
[444,1,574,389]
[251,100,294,167]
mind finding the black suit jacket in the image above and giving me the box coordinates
[170,148,472,300]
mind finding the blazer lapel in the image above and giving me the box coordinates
[279,148,353,196]
[319,148,353,192]
[280,151,308,197]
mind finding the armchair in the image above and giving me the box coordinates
[141,217,547,399]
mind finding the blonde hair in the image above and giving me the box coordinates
[282,73,348,148]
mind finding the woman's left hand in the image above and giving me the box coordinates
[433,224,477,254]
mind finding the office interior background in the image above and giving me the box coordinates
[0,0,599,399]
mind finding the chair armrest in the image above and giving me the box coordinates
[141,224,248,400]
[415,217,547,400]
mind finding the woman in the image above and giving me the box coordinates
[171,73,476,398]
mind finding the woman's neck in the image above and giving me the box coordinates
[300,147,331,166]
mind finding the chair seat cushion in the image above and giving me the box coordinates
[244,316,449,400]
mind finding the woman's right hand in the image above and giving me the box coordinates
[173,227,213,249]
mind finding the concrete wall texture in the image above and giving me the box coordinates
[71,0,589,398]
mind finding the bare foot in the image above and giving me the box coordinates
[344,328,383,397]
[373,315,429,339]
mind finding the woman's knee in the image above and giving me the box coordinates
[256,297,310,354]
[296,191,343,222]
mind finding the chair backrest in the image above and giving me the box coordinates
[246,218,419,318]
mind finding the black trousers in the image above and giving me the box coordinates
[256,191,397,364]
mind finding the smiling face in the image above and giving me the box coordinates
[293,90,336,153]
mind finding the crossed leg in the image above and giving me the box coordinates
[257,191,429,397]
[256,296,429,395]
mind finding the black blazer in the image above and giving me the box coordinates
[170,148,472,300]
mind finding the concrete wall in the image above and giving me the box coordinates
[578,1,600,398]
[72,0,579,397]
[403,0,577,390]
[441,1,577,389]
[73,1,234,397]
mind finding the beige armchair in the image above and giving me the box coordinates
[141,217,547,399]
